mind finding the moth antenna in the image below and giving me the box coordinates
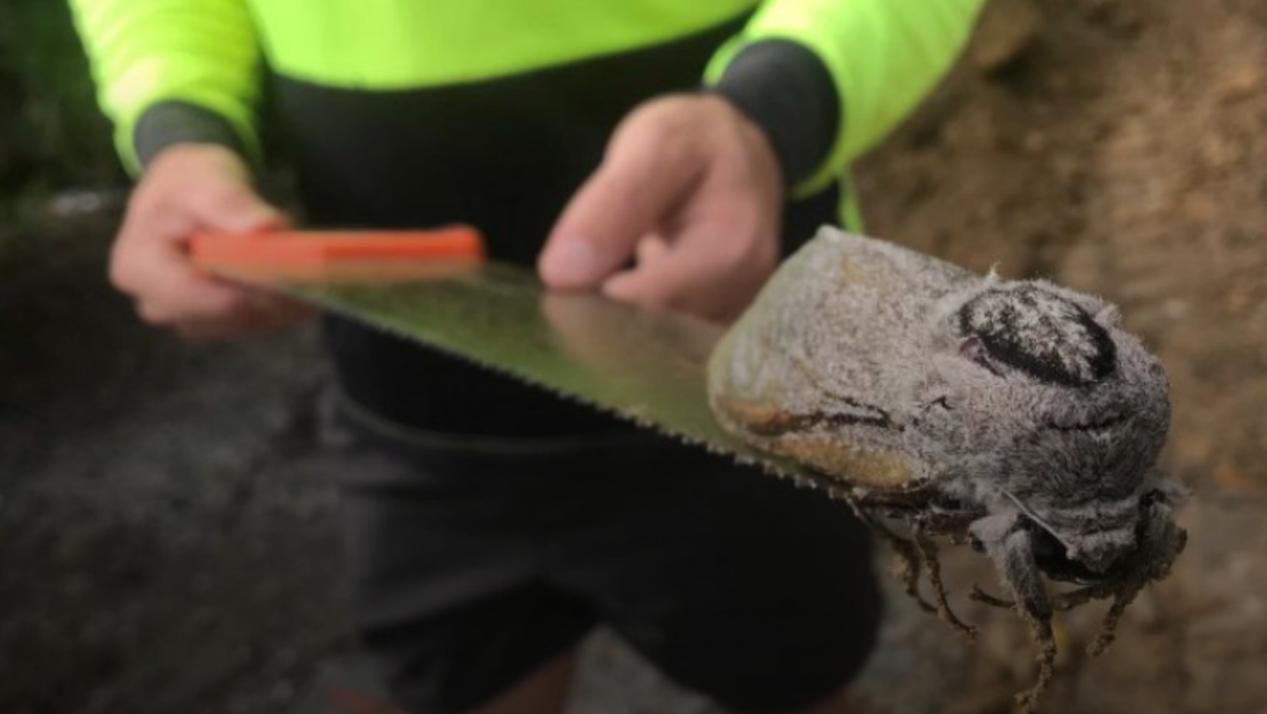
[1004,491,1076,552]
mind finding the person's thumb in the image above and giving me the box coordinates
[539,171,643,287]
[189,180,288,234]
[540,112,700,288]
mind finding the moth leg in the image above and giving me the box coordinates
[1051,583,1116,612]
[976,575,1143,657]
[974,581,1119,610]
[847,481,941,512]
[915,508,983,546]
[970,584,1016,609]
[971,514,1056,714]
[914,522,977,641]
[856,508,937,615]
[1089,584,1141,656]
[1091,498,1188,656]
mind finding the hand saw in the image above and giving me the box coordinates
[190,227,823,486]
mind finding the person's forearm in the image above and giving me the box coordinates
[706,0,988,196]
[68,0,263,174]
[133,101,249,169]
[711,40,838,189]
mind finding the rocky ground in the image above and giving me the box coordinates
[3,0,1266,712]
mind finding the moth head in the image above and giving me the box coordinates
[1017,479,1187,580]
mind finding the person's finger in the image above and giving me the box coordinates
[113,211,231,313]
[119,223,257,326]
[241,289,318,328]
[173,308,277,341]
[108,144,308,339]
[157,180,292,326]
[603,195,775,319]
[540,112,703,288]
[134,267,249,325]
[173,301,305,340]
[635,234,671,265]
[187,180,289,234]
[159,288,313,340]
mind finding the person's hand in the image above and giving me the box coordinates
[538,94,784,322]
[110,144,313,340]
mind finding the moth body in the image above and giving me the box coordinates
[708,227,1187,711]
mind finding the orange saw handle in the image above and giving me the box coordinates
[190,226,486,270]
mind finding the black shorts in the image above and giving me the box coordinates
[325,393,882,714]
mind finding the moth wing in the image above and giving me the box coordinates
[710,393,920,489]
[709,227,973,416]
[708,227,977,487]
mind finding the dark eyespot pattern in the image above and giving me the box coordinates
[959,285,1117,388]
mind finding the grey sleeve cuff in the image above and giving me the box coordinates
[133,100,248,169]
[710,39,840,188]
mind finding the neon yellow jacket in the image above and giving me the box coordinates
[69,1,989,435]
[71,0,985,198]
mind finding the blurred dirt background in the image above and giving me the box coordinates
[2,0,1265,712]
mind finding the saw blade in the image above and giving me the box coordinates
[212,259,834,490]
